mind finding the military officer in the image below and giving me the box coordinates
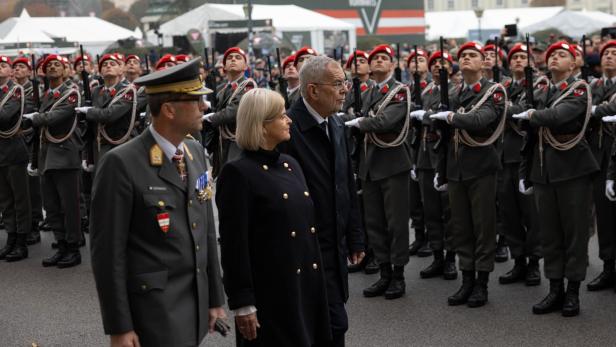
[346,44,412,300]
[497,43,542,286]
[203,47,255,178]
[586,40,616,292]
[0,55,31,262]
[410,50,458,280]
[282,54,301,106]
[430,42,506,308]
[23,54,83,268]
[90,58,226,347]
[75,54,138,163]
[514,41,599,317]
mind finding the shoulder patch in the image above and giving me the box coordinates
[12,88,21,100]
[123,90,134,101]
[573,88,585,97]
[394,89,407,102]
[67,93,78,104]
[493,91,504,103]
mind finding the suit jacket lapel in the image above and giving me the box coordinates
[141,129,187,192]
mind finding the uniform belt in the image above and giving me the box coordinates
[551,133,578,142]
[370,132,399,143]
[421,132,440,142]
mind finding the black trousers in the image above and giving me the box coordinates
[409,175,425,235]
[418,169,451,252]
[41,169,82,244]
[0,164,31,235]
[497,163,542,259]
[592,161,616,261]
[535,175,592,281]
[28,175,43,227]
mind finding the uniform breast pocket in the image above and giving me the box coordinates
[128,269,168,294]
[142,193,178,237]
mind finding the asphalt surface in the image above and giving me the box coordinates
[1,228,615,347]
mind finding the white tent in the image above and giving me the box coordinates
[425,7,563,41]
[0,9,143,56]
[521,10,616,37]
[148,3,356,54]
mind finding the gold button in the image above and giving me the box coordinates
[288,168,292,172]
[296,268,301,274]
[141,284,147,290]
[188,200,193,206]
[313,263,318,270]
[157,201,164,207]
[283,162,289,168]
[310,227,316,234]
[304,191,309,197]
[196,245,200,251]
[262,165,269,170]
[283,193,288,199]
[291,231,296,238]
[192,222,197,229]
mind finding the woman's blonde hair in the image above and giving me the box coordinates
[236,88,285,151]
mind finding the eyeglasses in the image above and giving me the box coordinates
[311,80,350,91]
[166,97,203,104]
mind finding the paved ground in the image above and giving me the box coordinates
[1,229,616,347]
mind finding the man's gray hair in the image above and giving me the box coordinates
[299,55,338,98]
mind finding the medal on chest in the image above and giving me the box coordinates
[196,171,213,202]
[157,212,170,233]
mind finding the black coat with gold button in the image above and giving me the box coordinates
[90,128,225,347]
[216,149,332,347]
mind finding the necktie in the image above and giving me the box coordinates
[320,120,329,139]
[606,79,612,88]
[172,148,187,182]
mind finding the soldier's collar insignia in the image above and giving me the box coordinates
[420,80,427,89]
[473,82,482,93]
[150,144,163,166]
[559,82,568,91]
[380,83,389,94]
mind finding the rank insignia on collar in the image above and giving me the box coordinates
[150,144,163,166]
[559,82,568,91]
[473,83,482,93]
[157,212,170,233]
[380,84,389,94]
[196,171,213,202]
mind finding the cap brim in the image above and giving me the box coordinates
[186,85,213,95]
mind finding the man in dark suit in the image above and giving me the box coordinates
[90,59,226,347]
[280,55,365,347]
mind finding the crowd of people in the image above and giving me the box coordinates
[1,29,616,346]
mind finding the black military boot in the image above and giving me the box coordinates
[420,250,444,279]
[499,256,527,284]
[42,240,67,267]
[363,263,392,297]
[525,256,541,286]
[57,243,82,268]
[448,271,475,306]
[364,254,380,275]
[0,233,17,260]
[533,279,565,314]
[562,281,580,317]
[495,236,509,263]
[26,226,41,245]
[417,241,432,257]
[5,233,28,262]
[443,251,458,280]
[385,265,406,300]
[409,230,426,256]
[586,260,615,291]
[467,271,489,308]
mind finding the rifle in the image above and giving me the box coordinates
[143,54,150,75]
[395,43,402,81]
[434,36,450,151]
[80,45,95,165]
[266,55,276,90]
[493,37,500,82]
[29,53,41,170]
[521,33,536,156]
[352,49,362,115]
[581,35,589,82]
[412,45,422,110]
[276,48,289,108]
[333,47,338,62]
[41,54,49,91]
[339,47,345,68]
[201,47,219,150]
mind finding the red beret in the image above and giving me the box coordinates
[428,51,453,68]
[293,46,317,67]
[0,56,11,66]
[368,44,394,64]
[61,56,70,68]
[73,55,91,69]
[345,50,369,69]
[507,43,529,62]
[223,47,247,67]
[98,53,119,71]
[282,54,295,71]
[155,54,176,70]
[113,53,125,62]
[175,54,191,63]
[42,54,62,73]
[545,41,576,64]
[457,42,484,60]
[482,44,505,59]
[124,54,141,63]
[573,44,583,56]
[601,40,616,58]
[12,56,30,69]
[406,48,428,67]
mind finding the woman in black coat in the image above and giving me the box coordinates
[216,88,331,346]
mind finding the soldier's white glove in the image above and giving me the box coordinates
[75,106,92,114]
[602,115,616,123]
[410,110,426,120]
[203,112,215,122]
[592,105,597,115]
[336,112,346,117]
[345,118,362,128]
[27,163,39,177]
[512,111,530,120]
[519,179,534,195]
[429,111,451,123]
[81,160,95,173]
[139,112,147,118]
[606,180,616,201]
[410,166,418,182]
[433,173,448,192]
[23,112,38,120]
